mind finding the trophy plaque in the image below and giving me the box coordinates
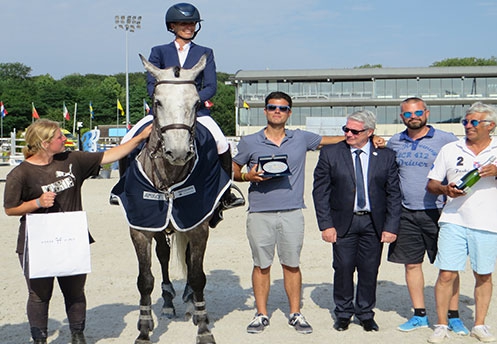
[257,154,291,178]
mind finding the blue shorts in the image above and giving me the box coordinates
[246,209,304,269]
[435,222,497,274]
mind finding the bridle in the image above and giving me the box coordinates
[149,77,200,159]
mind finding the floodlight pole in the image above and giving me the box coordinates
[114,15,142,130]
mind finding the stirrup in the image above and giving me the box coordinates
[222,184,246,209]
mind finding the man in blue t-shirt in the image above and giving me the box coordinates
[387,97,467,335]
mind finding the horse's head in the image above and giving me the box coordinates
[140,54,207,166]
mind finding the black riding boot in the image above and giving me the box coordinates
[118,157,128,177]
[219,149,245,209]
[209,149,245,228]
[109,157,128,205]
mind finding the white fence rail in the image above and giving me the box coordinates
[1,130,118,167]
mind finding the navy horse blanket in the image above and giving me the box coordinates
[111,121,230,232]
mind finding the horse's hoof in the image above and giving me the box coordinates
[184,302,194,321]
[184,311,192,321]
[137,318,154,332]
[135,340,152,344]
[135,336,151,344]
[196,333,215,344]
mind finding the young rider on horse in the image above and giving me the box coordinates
[134,3,244,226]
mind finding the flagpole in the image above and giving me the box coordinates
[116,99,119,128]
[72,104,76,135]
[0,102,3,138]
[0,102,4,138]
[73,103,78,136]
[89,103,93,130]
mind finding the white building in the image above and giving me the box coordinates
[230,66,497,138]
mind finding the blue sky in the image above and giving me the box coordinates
[2,0,497,79]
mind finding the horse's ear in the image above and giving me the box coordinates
[139,53,161,79]
[198,54,207,70]
[189,54,207,79]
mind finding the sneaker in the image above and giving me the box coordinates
[288,313,313,334]
[471,325,497,342]
[398,315,429,332]
[448,317,469,335]
[247,313,269,334]
[428,325,450,343]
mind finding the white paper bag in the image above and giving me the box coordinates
[25,211,91,278]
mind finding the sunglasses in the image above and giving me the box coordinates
[461,119,492,127]
[266,104,291,112]
[342,126,367,135]
[402,110,425,118]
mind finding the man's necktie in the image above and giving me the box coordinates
[355,150,366,209]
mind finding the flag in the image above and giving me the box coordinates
[143,99,150,114]
[117,99,124,116]
[0,101,7,118]
[32,103,40,119]
[63,102,70,121]
[243,100,250,109]
[204,100,214,108]
[89,102,95,119]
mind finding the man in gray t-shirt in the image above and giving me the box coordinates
[386,97,467,335]
[232,91,341,335]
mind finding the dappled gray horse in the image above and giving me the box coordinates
[111,54,230,344]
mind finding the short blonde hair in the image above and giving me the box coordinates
[23,119,60,159]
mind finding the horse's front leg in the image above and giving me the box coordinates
[154,231,176,318]
[130,227,156,344]
[186,225,215,344]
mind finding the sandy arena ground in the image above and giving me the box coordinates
[0,151,495,344]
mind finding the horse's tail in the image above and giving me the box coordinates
[170,232,188,278]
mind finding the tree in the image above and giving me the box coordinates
[93,76,124,125]
[128,72,149,124]
[0,62,237,137]
[354,64,383,69]
[211,72,236,135]
[0,62,32,80]
[431,57,497,67]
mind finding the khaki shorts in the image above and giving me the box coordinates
[246,209,304,269]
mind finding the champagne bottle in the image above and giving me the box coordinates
[455,156,496,192]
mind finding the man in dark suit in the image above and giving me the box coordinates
[312,110,401,332]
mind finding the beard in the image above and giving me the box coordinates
[405,117,427,129]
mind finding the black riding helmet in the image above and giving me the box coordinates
[165,3,202,39]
